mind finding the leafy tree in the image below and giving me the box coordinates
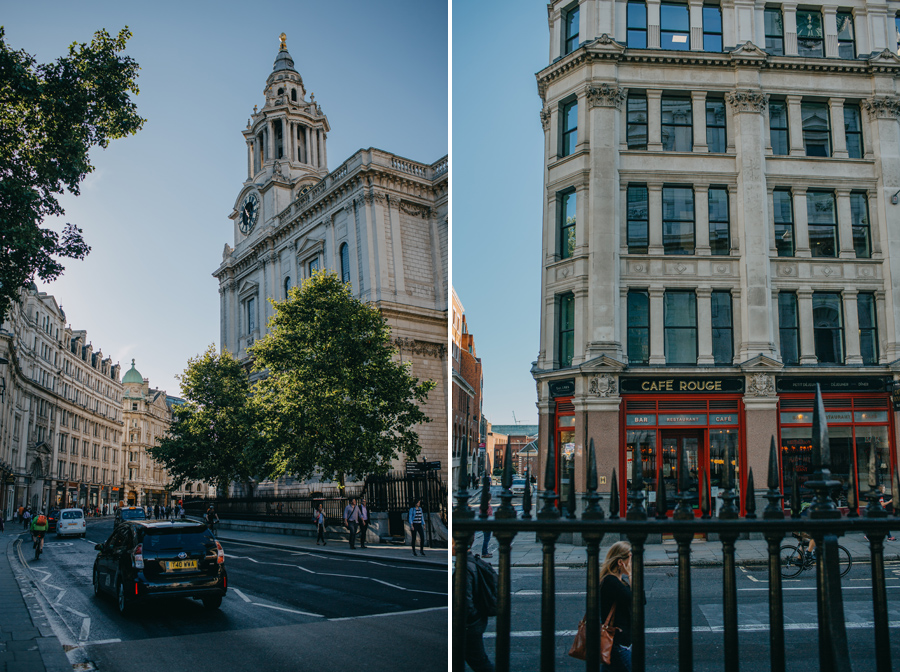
[149,346,259,494]
[0,27,144,323]
[250,272,435,483]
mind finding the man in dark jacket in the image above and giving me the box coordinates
[458,539,494,672]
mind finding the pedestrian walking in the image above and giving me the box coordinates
[878,484,896,541]
[343,498,361,549]
[22,508,31,530]
[599,541,634,672]
[358,498,370,548]
[408,499,426,556]
[205,505,219,536]
[313,504,327,545]
[454,537,495,672]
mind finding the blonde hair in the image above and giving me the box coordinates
[598,540,632,585]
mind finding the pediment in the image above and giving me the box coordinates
[729,41,768,59]
[739,354,784,371]
[296,236,325,257]
[868,49,900,66]
[585,33,626,55]
[238,279,260,296]
[580,354,627,373]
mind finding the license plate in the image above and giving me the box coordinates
[165,560,197,571]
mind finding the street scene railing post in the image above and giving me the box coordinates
[673,446,695,672]
[764,437,786,672]
[494,441,517,672]
[452,442,472,672]
[538,429,560,672]
[582,439,605,672]
[718,441,739,672]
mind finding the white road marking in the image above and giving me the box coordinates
[253,603,323,618]
[54,590,66,605]
[740,585,900,591]
[66,607,89,618]
[79,617,91,641]
[82,639,122,646]
[329,606,447,622]
[231,588,252,603]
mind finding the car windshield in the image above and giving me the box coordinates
[141,526,213,553]
[120,509,146,519]
[61,511,83,519]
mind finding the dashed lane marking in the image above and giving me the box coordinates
[328,606,447,622]
[253,603,323,618]
[231,588,252,603]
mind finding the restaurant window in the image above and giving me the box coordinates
[558,293,575,368]
[664,290,697,365]
[627,95,648,150]
[559,190,577,259]
[813,292,844,364]
[661,3,690,50]
[778,292,800,365]
[837,12,855,59]
[702,5,723,51]
[627,185,649,254]
[807,190,837,258]
[661,97,692,151]
[627,1,648,47]
[851,192,870,258]
[627,290,650,365]
[858,293,878,365]
[844,105,863,159]
[764,8,784,55]
[663,186,694,255]
[711,290,733,364]
[560,99,578,156]
[708,187,729,255]
[769,100,789,155]
[773,189,794,257]
[706,99,726,153]
[797,10,824,57]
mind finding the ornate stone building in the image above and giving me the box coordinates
[0,286,124,517]
[534,0,900,514]
[213,36,448,483]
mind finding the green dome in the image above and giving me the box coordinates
[122,359,143,384]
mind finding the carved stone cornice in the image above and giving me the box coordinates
[258,251,275,267]
[862,97,900,120]
[393,337,446,359]
[587,83,627,109]
[540,107,551,131]
[725,89,769,113]
[398,200,432,219]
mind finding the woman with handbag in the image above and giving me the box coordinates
[599,541,633,672]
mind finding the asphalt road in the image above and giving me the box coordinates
[483,562,900,671]
[12,518,447,671]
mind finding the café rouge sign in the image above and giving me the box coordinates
[621,376,745,394]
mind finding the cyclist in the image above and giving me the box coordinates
[205,505,219,536]
[30,511,48,557]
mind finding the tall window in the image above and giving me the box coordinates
[807,190,837,257]
[778,292,800,365]
[559,190,577,259]
[703,5,723,51]
[627,185,649,253]
[283,276,291,297]
[661,3,690,50]
[769,100,789,155]
[340,243,351,283]
[773,189,795,256]
[708,187,729,255]
[837,12,855,59]
[558,293,575,368]
[663,186,694,254]
[851,192,871,258]
[896,15,900,54]
[309,258,319,275]
[563,3,580,55]
[802,103,830,157]
[247,297,256,334]
[858,293,878,365]
[711,290,733,364]
[627,1,648,47]
[627,290,650,365]
[661,97,692,151]
[627,95,648,149]
[844,105,863,159]
[796,10,824,57]
[813,292,844,364]
[706,99,726,152]
[764,8,784,55]
[561,99,578,156]
[664,290,697,364]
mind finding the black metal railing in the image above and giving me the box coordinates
[364,471,448,525]
[183,489,363,525]
[452,385,899,672]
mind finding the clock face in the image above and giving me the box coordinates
[239,193,260,234]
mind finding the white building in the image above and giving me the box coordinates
[213,35,448,484]
[534,0,900,514]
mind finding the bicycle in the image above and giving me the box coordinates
[32,533,43,561]
[780,534,851,578]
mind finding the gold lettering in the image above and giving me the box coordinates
[642,381,650,391]
[680,381,687,391]
[665,380,673,391]
[715,381,722,391]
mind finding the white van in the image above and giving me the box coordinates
[56,508,86,538]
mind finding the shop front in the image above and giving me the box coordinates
[776,376,895,509]
[619,376,746,517]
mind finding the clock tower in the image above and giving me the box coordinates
[231,33,330,244]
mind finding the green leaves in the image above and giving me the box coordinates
[0,26,145,323]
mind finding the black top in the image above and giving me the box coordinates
[600,574,633,647]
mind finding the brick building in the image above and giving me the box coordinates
[452,288,483,489]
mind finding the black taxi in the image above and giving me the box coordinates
[93,520,227,614]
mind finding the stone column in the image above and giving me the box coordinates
[823,5,839,57]
[227,278,238,355]
[386,196,405,298]
[726,89,777,360]
[647,0,661,48]
[691,91,708,152]
[829,98,848,159]
[696,287,715,364]
[853,8,869,55]
[219,284,227,352]
[587,84,626,359]
[574,287,589,366]
[648,183,664,254]
[876,291,888,363]
[868,190,882,255]
[843,289,863,365]
[647,90,663,151]
[835,188,855,258]
[793,188,811,257]
[247,141,253,179]
[649,287,666,365]
[783,2,799,55]
[267,120,275,163]
[767,187,777,254]
[695,184,711,254]
[320,130,328,172]
[259,255,270,331]
[311,128,319,169]
[798,288,817,364]
[770,288,781,354]
[787,95,805,156]
[304,126,311,164]
[689,0,704,50]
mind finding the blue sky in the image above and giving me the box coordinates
[3,0,447,396]
[452,2,547,425]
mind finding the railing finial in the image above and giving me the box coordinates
[478,471,491,518]
[719,439,739,519]
[673,445,694,520]
[807,384,841,519]
[454,419,473,520]
[764,436,785,519]
[626,442,647,521]
[699,469,710,519]
[538,428,560,519]
[566,459,577,519]
[582,438,603,518]
[522,465,533,519]
[609,469,620,519]
[496,436,516,519]
[744,467,757,519]
[847,458,859,518]
[656,472,668,520]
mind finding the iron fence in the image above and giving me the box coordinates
[183,488,363,526]
[452,386,899,672]
[364,470,447,525]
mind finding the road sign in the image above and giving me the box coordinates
[426,461,441,471]
[406,462,425,474]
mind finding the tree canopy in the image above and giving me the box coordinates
[250,272,435,483]
[148,346,259,493]
[0,27,144,323]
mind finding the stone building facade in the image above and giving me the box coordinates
[0,286,124,517]
[534,0,900,515]
[213,36,448,484]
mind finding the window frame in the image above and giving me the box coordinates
[769,99,789,156]
[563,3,580,56]
[340,243,351,283]
[702,5,723,52]
[627,94,648,150]
[706,98,727,153]
[708,187,730,255]
[778,292,800,365]
[662,185,695,255]
[796,9,825,58]
[558,189,577,259]
[627,290,651,365]
[812,291,844,364]
[558,293,575,368]
[627,1,648,48]
[801,101,831,157]
[850,192,871,259]
[627,184,650,254]
[857,292,879,365]
[773,189,795,257]
[806,190,838,258]
[836,11,855,59]
[711,290,733,365]
[844,104,863,159]
[661,96,693,152]
[246,296,257,334]
[660,2,691,51]
[664,290,698,365]
[764,7,785,55]
[560,98,578,157]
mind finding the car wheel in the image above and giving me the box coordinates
[93,568,101,597]
[202,595,223,610]
[116,578,131,615]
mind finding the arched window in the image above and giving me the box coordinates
[291,89,297,102]
[277,87,284,95]
[340,243,350,284]
[284,276,291,297]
